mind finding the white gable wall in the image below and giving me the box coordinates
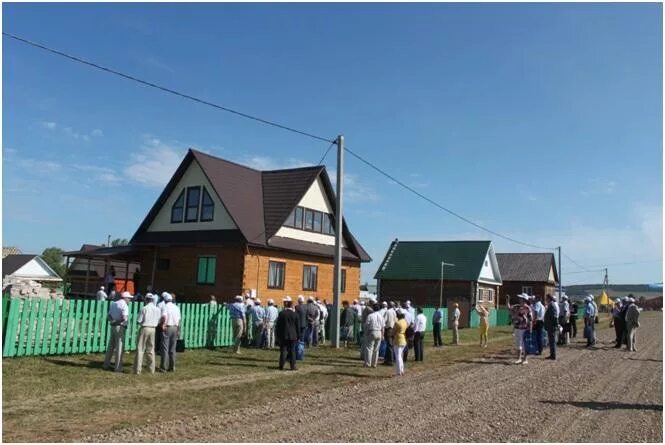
[478,245,501,284]
[12,258,59,279]
[147,160,237,232]
[274,177,347,247]
[549,265,555,283]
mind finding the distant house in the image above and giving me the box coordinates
[2,254,62,285]
[375,240,502,328]
[2,246,23,259]
[120,149,371,302]
[496,253,559,305]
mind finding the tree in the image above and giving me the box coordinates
[110,238,129,247]
[41,247,66,277]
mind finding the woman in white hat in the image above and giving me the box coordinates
[508,294,533,364]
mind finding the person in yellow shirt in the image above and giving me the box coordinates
[475,304,489,348]
[392,310,408,376]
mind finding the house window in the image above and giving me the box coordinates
[313,211,323,232]
[478,288,485,301]
[171,190,185,223]
[185,186,201,222]
[304,209,315,231]
[284,208,296,227]
[303,265,318,291]
[488,289,494,302]
[522,286,533,295]
[157,258,170,271]
[200,187,214,222]
[341,269,346,293]
[197,256,216,285]
[322,213,331,234]
[294,207,304,229]
[268,261,285,289]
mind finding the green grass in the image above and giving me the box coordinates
[1,323,531,442]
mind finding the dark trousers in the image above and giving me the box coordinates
[383,327,394,365]
[534,321,544,354]
[433,322,443,346]
[570,317,577,338]
[614,318,624,347]
[547,330,557,359]
[279,340,297,370]
[160,326,178,371]
[414,331,424,361]
[299,326,306,341]
[305,323,318,347]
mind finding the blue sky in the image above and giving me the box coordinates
[3,3,662,286]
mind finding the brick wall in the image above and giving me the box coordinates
[243,247,361,302]
[139,245,245,303]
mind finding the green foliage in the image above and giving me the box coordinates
[110,238,129,247]
[41,247,65,277]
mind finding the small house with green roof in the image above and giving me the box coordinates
[375,239,502,328]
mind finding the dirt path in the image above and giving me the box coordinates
[86,314,662,442]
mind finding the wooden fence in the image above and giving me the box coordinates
[1,298,512,358]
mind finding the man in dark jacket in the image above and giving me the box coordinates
[544,294,559,360]
[295,295,308,341]
[275,296,300,371]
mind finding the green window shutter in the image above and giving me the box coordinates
[197,258,207,284]
[206,257,216,284]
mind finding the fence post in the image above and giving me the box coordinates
[3,299,21,357]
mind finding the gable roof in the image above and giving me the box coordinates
[2,254,61,279]
[131,149,370,262]
[496,253,559,283]
[374,240,494,281]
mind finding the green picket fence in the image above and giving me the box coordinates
[2,298,234,358]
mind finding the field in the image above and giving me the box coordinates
[3,313,662,442]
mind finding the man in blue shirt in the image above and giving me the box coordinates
[432,306,444,347]
[264,299,280,349]
[251,299,266,347]
[228,295,246,354]
[532,296,545,355]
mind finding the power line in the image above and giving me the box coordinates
[316,140,337,165]
[2,31,335,145]
[344,146,556,250]
[565,259,663,274]
[562,253,592,272]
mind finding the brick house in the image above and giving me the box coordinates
[495,253,559,305]
[375,240,502,328]
[129,149,371,303]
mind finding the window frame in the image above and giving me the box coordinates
[170,189,185,223]
[304,209,315,231]
[302,264,318,291]
[294,207,304,229]
[185,186,202,223]
[196,256,216,285]
[341,269,346,293]
[267,260,286,290]
[200,186,215,222]
[522,286,533,295]
[487,289,494,302]
[477,288,485,301]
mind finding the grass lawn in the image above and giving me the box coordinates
[2,319,594,442]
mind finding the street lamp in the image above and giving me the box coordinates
[439,260,456,308]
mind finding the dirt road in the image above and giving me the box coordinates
[87,313,662,442]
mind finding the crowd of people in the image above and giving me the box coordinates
[99,287,642,376]
[506,292,641,365]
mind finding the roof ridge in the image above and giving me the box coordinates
[395,240,491,243]
[189,148,262,173]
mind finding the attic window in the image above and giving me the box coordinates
[171,190,185,223]
[185,186,201,222]
[200,187,214,222]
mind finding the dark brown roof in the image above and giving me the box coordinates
[131,149,370,262]
[263,237,365,261]
[2,254,37,276]
[496,253,558,283]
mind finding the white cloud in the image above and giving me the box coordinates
[41,121,57,130]
[125,138,186,188]
[71,164,121,184]
[329,170,379,203]
[13,158,61,173]
[580,178,617,197]
[41,121,102,141]
[91,129,104,137]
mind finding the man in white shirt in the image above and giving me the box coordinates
[133,293,161,374]
[405,300,416,326]
[159,292,181,373]
[414,307,427,361]
[363,303,384,368]
[316,298,328,345]
[452,303,461,345]
[264,299,279,349]
[383,301,397,366]
[96,286,107,302]
[103,291,133,372]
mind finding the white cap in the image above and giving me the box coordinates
[369,297,377,304]
[161,292,170,300]
[562,295,569,301]
[100,286,105,290]
[550,294,558,301]
[267,299,274,304]
[622,296,629,302]
[615,298,621,304]
[353,299,358,304]
[235,295,243,301]
[255,298,261,305]
[145,293,156,301]
[121,291,133,300]
[517,293,529,300]
[298,295,305,302]
[629,297,636,303]
[162,292,173,302]
[308,296,314,302]
[405,300,411,306]
[283,296,292,302]
[360,301,365,306]
[382,301,388,307]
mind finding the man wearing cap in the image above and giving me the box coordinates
[264,299,279,349]
[557,295,571,346]
[508,294,533,364]
[544,294,559,360]
[360,299,375,361]
[251,299,266,348]
[134,293,161,374]
[405,300,416,326]
[451,303,461,345]
[228,296,246,354]
[340,300,355,348]
[103,291,133,372]
[96,286,108,302]
[583,296,596,347]
[275,296,299,371]
[569,298,579,339]
[295,296,308,341]
[612,298,624,348]
[159,292,181,372]
[624,297,640,352]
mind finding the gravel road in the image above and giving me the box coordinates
[86,314,662,442]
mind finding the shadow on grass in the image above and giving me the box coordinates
[43,358,105,369]
[541,400,663,412]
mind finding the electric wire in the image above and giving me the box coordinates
[316,141,337,166]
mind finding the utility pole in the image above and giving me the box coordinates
[107,234,111,247]
[558,246,563,299]
[603,268,609,288]
[331,135,344,348]
[439,260,456,308]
